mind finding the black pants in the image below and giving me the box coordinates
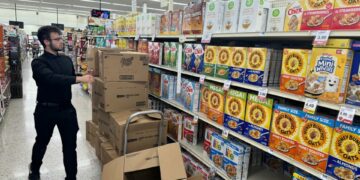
[30,104,79,180]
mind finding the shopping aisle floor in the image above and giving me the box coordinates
[0,58,101,180]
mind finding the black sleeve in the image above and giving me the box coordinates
[32,59,77,86]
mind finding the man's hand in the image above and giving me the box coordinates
[76,75,94,83]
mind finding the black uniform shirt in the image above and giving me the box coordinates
[32,51,77,104]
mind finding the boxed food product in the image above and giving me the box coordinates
[269,105,304,158]
[203,46,218,76]
[296,113,335,173]
[239,141,251,180]
[224,89,247,134]
[161,74,176,100]
[207,84,225,125]
[183,43,194,71]
[245,48,272,87]
[346,51,360,106]
[223,141,245,180]
[305,48,353,104]
[191,2,205,34]
[196,164,211,180]
[160,12,171,35]
[300,0,334,30]
[149,67,162,97]
[165,109,183,141]
[170,10,183,35]
[292,168,317,180]
[190,44,205,74]
[169,42,179,69]
[203,128,219,158]
[244,94,274,146]
[332,0,360,30]
[266,7,286,32]
[182,4,192,35]
[137,39,149,53]
[200,82,210,114]
[177,78,187,105]
[182,79,200,112]
[280,49,312,95]
[326,121,360,180]
[222,0,241,33]
[163,42,171,67]
[229,47,247,83]
[215,46,232,79]
[149,42,163,65]
[238,0,269,32]
[203,0,225,34]
[210,133,225,168]
[183,115,198,145]
[326,39,353,49]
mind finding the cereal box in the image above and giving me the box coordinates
[183,43,194,71]
[203,128,220,158]
[183,115,198,146]
[152,42,163,65]
[245,48,272,87]
[229,47,247,83]
[346,51,360,106]
[200,82,210,115]
[160,12,171,35]
[284,1,304,32]
[161,74,176,100]
[296,113,335,173]
[215,46,232,79]
[238,0,269,32]
[302,0,334,10]
[280,49,312,95]
[137,38,148,53]
[182,4,192,35]
[176,78,186,105]
[269,105,303,158]
[326,39,353,49]
[266,7,286,32]
[224,89,247,134]
[244,94,274,146]
[210,133,225,168]
[222,0,241,33]
[223,141,245,180]
[191,44,205,74]
[203,46,218,77]
[331,7,360,30]
[163,42,171,67]
[169,42,179,69]
[239,141,251,180]
[149,67,162,97]
[196,164,211,180]
[207,84,225,125]
[301,0,334,31]
[191,2,205,34]
[170,10,183,35]
[164,109,183,141]
[292,168,317,180]
[203,0,225,34]
[305,48,353,104]
[326,121,360,180]
[183,79,200,112]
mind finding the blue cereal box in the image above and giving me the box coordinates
[245,48,272,87]
[190,44,204,74]
[211,133,225,169]
[346,51,360,107]
[182,43,194,71]
[229,47,247,83]
[224,89,247,134]
[326,121,360,180]
[182,79,200,112]
[223,141,245,180]
[161,74,176,100]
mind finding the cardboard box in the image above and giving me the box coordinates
[266,7,286,32]
[92,106,100,125]
[86,47,123,77]
[238,0,269,32]
[229,47,247,83]
[203,46,218,77]
[98,108,112,137]
[94,78,148,112]
[108,109,167,156]
[98,51,149,82]
[164,109,183,141]
[102,143,187,180]
[215,46,232,79]
[224,89,247,134]
[86,120,98,147]
[222,0,241,33]
[245,48,272,87]
[183,115,198,146]
[283,1,303,32]
[191,2,205,35]
[100,142,119,165]
[95,133,110,160]
[203,0,225,34]
[207,84,225,125]
[346,51,360,107]
[332,0,360,30]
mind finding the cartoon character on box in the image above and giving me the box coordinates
[191,44,204,74]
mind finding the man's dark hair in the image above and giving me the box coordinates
[37,26,62,48]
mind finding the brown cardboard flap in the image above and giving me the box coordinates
[124,147,159,173]
[158,143,187,180]
[102,156,124,180]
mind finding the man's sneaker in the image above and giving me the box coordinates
[28,164,40,180]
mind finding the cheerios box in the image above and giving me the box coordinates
[224,89,247,134]
[203,46,218,77]
[346,50,360,107]
[280,49,312,96]
[296,113,335,173]
[200,82,210,115]
[183,115,198,146]
[243,94,274,146]
[207,84,226,125]
[210,133,225,169]
[245,48,272,87]
[305,48,353,104]
[216,46,232,79]
[326,121,360,180]
[223,141,245,180]
[182,79,200,112]
[229,47,247,83]
[269,104,303,159]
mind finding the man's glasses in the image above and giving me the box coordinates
[51,37,63,41]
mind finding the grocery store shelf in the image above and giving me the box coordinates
[181,70,360,116]
[118,34,201,39]
[149,64,177,72]
[149,94,335,180]
[87,35,108,38]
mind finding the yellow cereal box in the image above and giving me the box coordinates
[284,1,304,32]
[200,82,210,115]
[326,121,360,179]
[224,89,247,134]
[326,39,353,49]
[302,0,334,10]
[296,114,335,173]
[269,105,303,159]
[245,48,271,87]
[215,46,232,79]
[305,48,353,104]
[229,47,247,83]
[280,49,312,95]
[244,94,273,146]
[207,84,225,125]
[335,0,360,7]
[203,46,218,77]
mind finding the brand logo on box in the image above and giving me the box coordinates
[288,7,302,15]
[315,56,335,73]
[121,57,134,67]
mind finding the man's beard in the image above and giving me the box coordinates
[50,42,62,52]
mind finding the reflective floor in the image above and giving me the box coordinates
[0,58,101,180]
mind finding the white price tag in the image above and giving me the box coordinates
[303,98,318,114]
[267,148,273,154]
[313,30,330,47]
[179,35,186,43]
[201,33,212,44]
[151,34,156,41]
[222,128,229,139]
[337,106,356,125]
[222,80,231,91]
[199,75,206,84]
[135,35,140,41]
[258,88,268,101]
[193,115,199,124]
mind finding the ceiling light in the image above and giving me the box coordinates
[149,0,187,6]
[17,0,40,3]
[80,0,111,4]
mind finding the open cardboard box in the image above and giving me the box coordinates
[102,143,202,180]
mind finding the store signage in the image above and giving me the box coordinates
[91,9,111,19]
[313,30,330,46]
[201,33,212,44]
[222,80,231,91]
[9,21,24,29]
[199,75,206,84]
[303,98,318,114]
[258,88,268,101]
[337,106,356,125]
[51,23,64,30]
[222,127,229,139]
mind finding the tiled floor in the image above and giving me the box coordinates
[0,58,101,180]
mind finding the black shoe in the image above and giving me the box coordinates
[28,164,40,180]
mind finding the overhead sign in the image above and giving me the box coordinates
[51,23,64,30]
[31,32,37,36]
[91,9,111,19]
[9,21,24,29]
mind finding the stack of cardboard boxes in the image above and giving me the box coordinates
[85,46,168,166]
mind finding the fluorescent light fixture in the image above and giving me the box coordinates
[80,0,111,4]
[17,0,40,3]
[72,5,97,9]
[149,0,187,6]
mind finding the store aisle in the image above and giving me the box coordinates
[0,59,101,180]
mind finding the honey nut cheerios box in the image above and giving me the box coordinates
[224,89,247,134]
[243,94,274,146]
[305,47,354,104]
[280,48,312,96]
[229,47,247,83]
[245,48,272,87]
[296,113,335,173]
[269,104,304,159]
[326,121,360,180]
[207,84,226,125]
[203,45,218,77]
[215,46,232,79]
[200,82,211,115]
